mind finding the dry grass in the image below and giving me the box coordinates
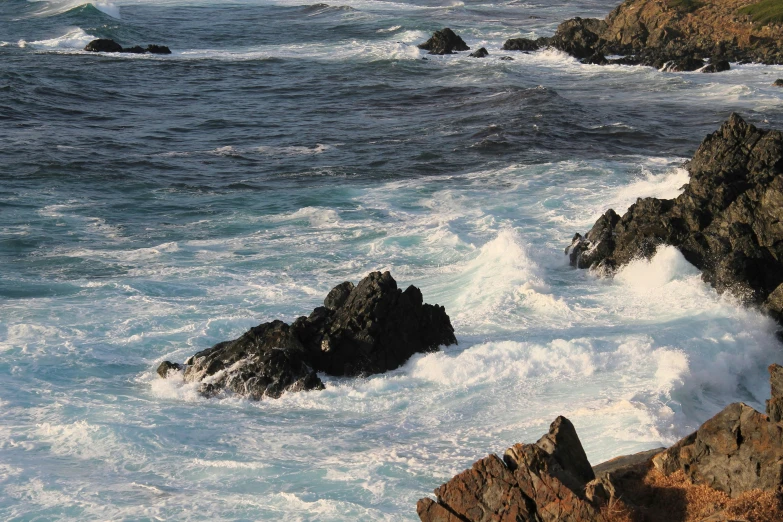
[600,468,783,522]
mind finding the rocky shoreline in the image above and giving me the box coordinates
[416,365,783,522]
[567,114,783,325]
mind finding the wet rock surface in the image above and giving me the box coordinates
[469,47,489,58]
[417,28,470,55]
[84,39,172,54]
[159,271,456,399]
[567,114,783,324]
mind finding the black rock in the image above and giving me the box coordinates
[146,44,172,54]
[121,46,146,54]
[502,38,539,52]
[417,28,470,55]
[702,59,730,73]
[660,56,705,72]
[582,52,608,65]
[549,17,607,59]
[170,271,457,399]
[184,320,324,399]
[774,79,783,87]
[469,47,489,58]
[156,360,184,378]
[499,56,515,61]
[84,39,123,53]
[567,114,783,324]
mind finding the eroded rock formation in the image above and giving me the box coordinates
[567,114,783,323]
[417,365,783,521]
[158,271,457,399]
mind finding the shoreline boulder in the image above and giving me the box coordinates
[567,114,783,324]
[158,271,457,399]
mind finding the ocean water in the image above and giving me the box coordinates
[3,0,783,519]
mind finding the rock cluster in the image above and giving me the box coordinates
[84,39,171,54]
[567,114,783,323]
[417,28,470,55]
[536,0,783,70]
[417,364,783,521]
[158,271,457,399]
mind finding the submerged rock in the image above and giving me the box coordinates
[417,28,470,55]
[160,271,457,399]
[567,114,783,324]
[774,79,783,87]
[468,47,489,58]
[84,39,172,54]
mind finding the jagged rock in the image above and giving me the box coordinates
[549,17,607,59]
[568,114,783,323]
[164,272,457,399]
[469,47,489,58]
[534,416,595,485]
[417,28,470,55]
[84,39,123,53]
[702,59,731,73]
[183,320,324,399]
[418,416,603,522]
[156,360,184,378]
[653,402,783,497]
[502,38,539,51]
[767,363,783,422]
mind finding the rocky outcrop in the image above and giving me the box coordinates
[158,271,457,399]
[417,28,470,55]
[84,39,172,54]
[502,38,540,51]
[417,369,783,521]
[417,416,605,522]
[469,47,489,58]
[653,401,783,497]
[767,363,783,422]
[543,0,783,69]
[567,114,783,323]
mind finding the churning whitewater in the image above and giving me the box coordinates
[2,0,783,519]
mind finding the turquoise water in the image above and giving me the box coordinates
[3,0,783,519]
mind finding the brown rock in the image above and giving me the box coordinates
[653,402,783,497]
